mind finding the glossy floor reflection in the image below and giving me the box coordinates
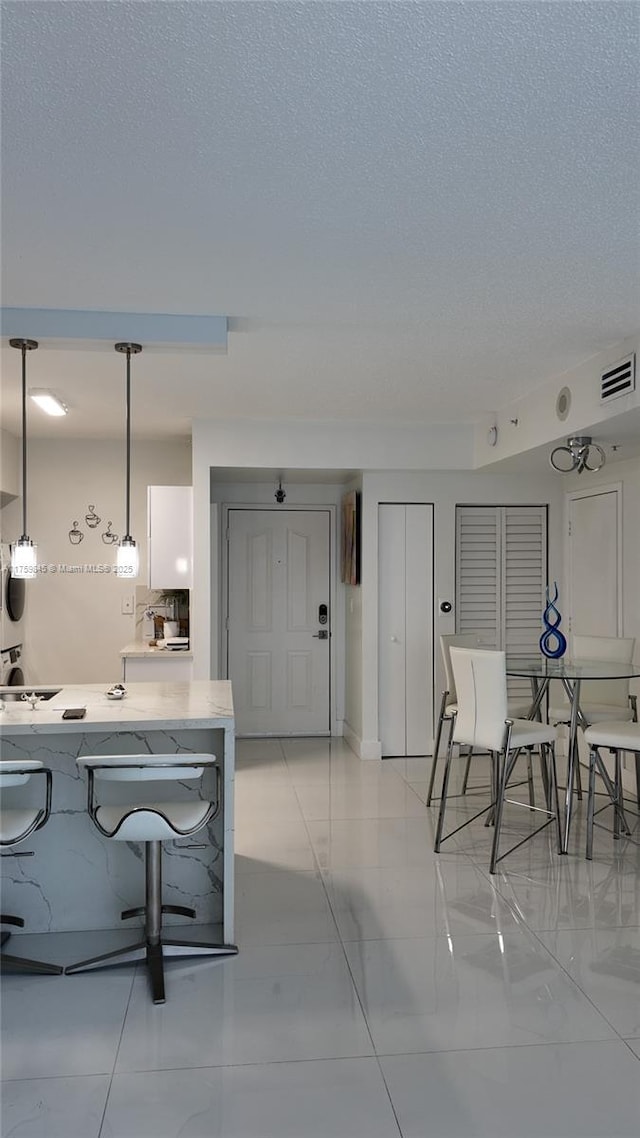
[1,739,639,1137]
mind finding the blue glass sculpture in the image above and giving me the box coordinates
[539,582,567,659]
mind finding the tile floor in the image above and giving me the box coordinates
[2,738,639,1137]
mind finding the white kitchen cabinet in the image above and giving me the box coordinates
[122,655,193,682]
[147,485,193,589]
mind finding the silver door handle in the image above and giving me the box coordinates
[312,630,329,639]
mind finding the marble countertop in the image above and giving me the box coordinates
[120,642,193,659]
[0,680,233,735]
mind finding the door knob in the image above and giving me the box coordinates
[312,630,329,639]
[390,635,399,642]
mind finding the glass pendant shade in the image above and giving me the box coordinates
[11,537,37,579]
[116,536,138,579]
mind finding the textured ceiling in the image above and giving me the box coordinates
[1,1,638,438]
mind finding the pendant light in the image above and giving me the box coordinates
[10,338,38,578]
[115,342,141,578]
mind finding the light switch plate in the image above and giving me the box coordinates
[121,594,134,615]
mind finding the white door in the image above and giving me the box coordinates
[227,509,331,736]
[378,504,434,756]
[567,487,621,637]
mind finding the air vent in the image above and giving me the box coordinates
[600,354,635,404]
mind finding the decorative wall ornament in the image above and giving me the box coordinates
[102,521,118,545]
[539,582,567,659]
[68,522,84,545]
[85,504,101,528]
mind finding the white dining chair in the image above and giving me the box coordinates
[426,634,480,806]
[434,648,561,874]
[549,636,637,726]
[549,635,638,805]
[584,721,640,860]
[426,634,534,807]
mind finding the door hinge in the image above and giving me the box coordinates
[568,521,571,536]
[225,527,230,541]
[225,616,229,631]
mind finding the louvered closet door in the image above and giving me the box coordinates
[456,506,547,701]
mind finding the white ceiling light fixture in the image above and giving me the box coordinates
[9,338,38,578]
[114,342,142,580]
[549,435,606,474]
[29,389,67,416]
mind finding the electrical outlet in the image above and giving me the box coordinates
[121,594,134,615]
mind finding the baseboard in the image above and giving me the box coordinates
[343,723,382,761]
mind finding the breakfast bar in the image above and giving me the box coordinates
[0,681,234,942]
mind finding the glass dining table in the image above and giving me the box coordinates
[505,657,640,854]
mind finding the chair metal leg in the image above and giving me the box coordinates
[1,950,64,976]
[434,733,456,852]
[575,754,583,801]
[147,942,166,1004]
[1,919,63,975]
[489,747,510,874]
[66,941,148,975]
[548,743,563,855]
[526,749,535,810]
[612,751,621,840]
[461,748,474,795]
[426,691,448,806]
[586,745,597,861]
[66,839,238,1001]
[539,748,550,810]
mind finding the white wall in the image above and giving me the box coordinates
[0,428,19,504]
[15,438,191,684]
[474,333,640,467]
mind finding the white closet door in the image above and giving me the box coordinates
[378,506,407,756]
[378,504,433,757]
[567,489,620,636]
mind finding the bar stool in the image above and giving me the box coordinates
[1,759,63,975]
[66,753,238,1003]
[584,722,640,860]
[434,648,562,874]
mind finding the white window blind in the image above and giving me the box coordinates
[456,506,547,700]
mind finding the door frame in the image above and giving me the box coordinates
[220,503,339,735]
[564,482,623,638]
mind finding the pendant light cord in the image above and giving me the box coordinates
[125,345,132,539]
[115,341,141,548]
[21,342,28,540]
